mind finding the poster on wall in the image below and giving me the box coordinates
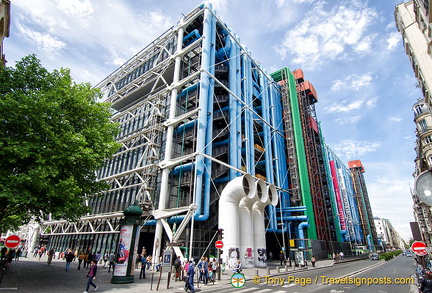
[129,226,140,275]
[113,225,134,277]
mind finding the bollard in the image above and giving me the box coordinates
[285,265,288,272]
[167,272,171,289]
[256,269,259,276]
[267,268,271,275]
[277,266,280,273]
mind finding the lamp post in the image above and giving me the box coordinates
[111,204,143,284]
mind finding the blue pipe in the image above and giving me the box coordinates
[199,9,217,222]
[213,139,228,148]
[228,34,238,180]
[235,36,242,177]
[277,216,308,221]
[178,83,200,98]
[176,120,197,134]
[183,29,201,46]
[215,35,231,63]
[367,234,372,251]
[171,162,194,176]
[244,52,254,175]
[298,222,309,248]
[144,2,215,226]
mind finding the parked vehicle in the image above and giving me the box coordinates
[370,253,379,260]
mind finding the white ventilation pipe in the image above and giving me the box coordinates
[253,184,278,267]
[219,174,256,269]
[239,179,266,268]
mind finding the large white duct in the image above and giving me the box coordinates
[253,184,278,267]
[219,174,256,269]
[239,179,266,268]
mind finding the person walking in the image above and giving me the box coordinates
[47,248,55,266]
[65,250,75,271]
[139,254,147,279]
[108,251,115,273]
[311,256,316,267]
[102,251,109,268]
[5,249,15,269]
[174,256,182,281]
[83,260,98,293]
[186,259,196,293]
[78,251,85,270]
[279,251,285,265]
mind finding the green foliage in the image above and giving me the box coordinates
[0,55,120,234]
[378,250,403,261]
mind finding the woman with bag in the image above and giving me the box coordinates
[83,260,98,293]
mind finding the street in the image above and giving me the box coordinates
[0,255,417,293]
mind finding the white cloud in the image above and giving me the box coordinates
[331,73,372,91]
[275,1,378,67]
[333,139,382,158]
[325,100,364,113]
[389,116,403,122]
[366,97,378,108]
[54,0,94,18]
[387,31,401,50]
[16,23,66,54]
[334,116,361,125]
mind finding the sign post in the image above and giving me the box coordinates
[5,235,20,249]
[411,241,427,256]
[215,240,223,281]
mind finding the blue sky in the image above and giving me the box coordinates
[6,0,418,240]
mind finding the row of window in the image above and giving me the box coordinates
[107,37,177,97]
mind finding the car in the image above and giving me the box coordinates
[370,253,379,260]
[406,252,413,257]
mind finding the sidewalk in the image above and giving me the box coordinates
[0,257,334,292]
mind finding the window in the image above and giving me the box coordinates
[415,104,425,116]
[419,119,428,132]
[425,135,432,144]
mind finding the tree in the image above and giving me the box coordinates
[0,55,120,235]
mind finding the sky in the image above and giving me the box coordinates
[6,0,419,241]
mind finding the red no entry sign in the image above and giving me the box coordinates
[411,241,427,256]
[215,240,223,249]
[5,235,20,248]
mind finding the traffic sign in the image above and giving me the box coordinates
[411,241,427,256]
[215,240,223,249]
[5,235,20,248]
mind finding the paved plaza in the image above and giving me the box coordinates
[0,255,333,292]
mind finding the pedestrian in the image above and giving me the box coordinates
[198,257,204,283]
[94,251,101,264]
[174,256,182,281]
[83,260,98,293]
[5,249,15,269]
[233,259,242,273]
[203,257,209,285]
[15,248,21,261]
[103,251,109,268]
[185,259,196,293]
[421,271,432,293]
[32,247,38,258]
[311,255,316,267]
[139,254,147,279]
[65,250,75,271]
[135,253,141,269]
[279,251,285,265]
[47,248,55,266]
[108,251,115,273]
[339,251,344,260]
[78,251,85,270]
[86,251,93,269]
[146,255,152,270]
